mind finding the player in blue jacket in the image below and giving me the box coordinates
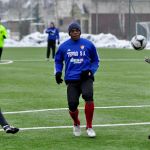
[45,22,60,60]
[54,22,100,137]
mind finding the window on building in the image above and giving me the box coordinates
[59,19,63,26]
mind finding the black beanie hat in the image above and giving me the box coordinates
[68,22,81,34]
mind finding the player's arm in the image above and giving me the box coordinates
[54,48,64,84]
[145,57,150,63]
[45,28,50,33]
[89,44,100,74]
[56,28,60,44]
[80,44,100,81]
[2,26,7,39]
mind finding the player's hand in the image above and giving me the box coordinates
[3,35,6,39]
[80,70,94,81]
[55,72,63,84]
[145,57,150,63]
[57,41,60,45]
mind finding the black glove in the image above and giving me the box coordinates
[3,35,6,39]
[55,72,63,84]
[57,41,60,45]
[80,70,94,81]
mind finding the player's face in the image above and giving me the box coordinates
[70,29,81,41]
[50,23,54,28]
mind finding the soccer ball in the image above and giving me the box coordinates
[131,35,147,50]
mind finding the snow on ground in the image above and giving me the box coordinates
[4,32,150,49]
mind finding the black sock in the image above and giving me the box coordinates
[0,111,9,127]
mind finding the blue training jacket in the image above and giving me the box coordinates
[55,38,100,81]
[46,27,60,41]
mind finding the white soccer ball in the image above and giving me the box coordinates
[131,35,147,50]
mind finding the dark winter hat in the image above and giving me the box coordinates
[68,22,81,34]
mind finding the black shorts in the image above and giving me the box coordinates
[47,40,56,49]
[67,78,94,104]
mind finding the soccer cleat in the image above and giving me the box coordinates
[73,125,81,136]
[3,125,19,134]
[86,128,96,138]
[145,57,150,63]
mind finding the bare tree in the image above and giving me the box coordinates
[54,0,58,26]
[93,0,98,34]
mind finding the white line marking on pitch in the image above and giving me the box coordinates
[9,58,143,62]
[1,122,150,132]
[102,58,144,62]
[13,60,47,62]
[102,58,143,61]
[3,105,150,115]
[0,60,13,64]
[12,59,54,62]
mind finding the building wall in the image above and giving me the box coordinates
[3,0,150,40]
[90,0,150,39]
[90,0,150,13]
[91,13,150,39]
[54,0,150,39]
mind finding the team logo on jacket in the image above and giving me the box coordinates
[80,45,85,50]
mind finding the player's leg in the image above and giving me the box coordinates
[0,47,3,61]
[0,110,8,127]
[67,82,81,136]
[51,41,56,59]
[0,110,19,134]
[81,79,96,137]
[46,41,51,60]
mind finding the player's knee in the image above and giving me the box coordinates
[82,94,93,102]
[68,102,79,112]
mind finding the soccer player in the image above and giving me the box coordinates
[54,22,100,137]
[0,18,7,61]
[45,22,60,60]
[0,110,19,134]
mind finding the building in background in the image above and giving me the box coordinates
[1,0,150,40]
